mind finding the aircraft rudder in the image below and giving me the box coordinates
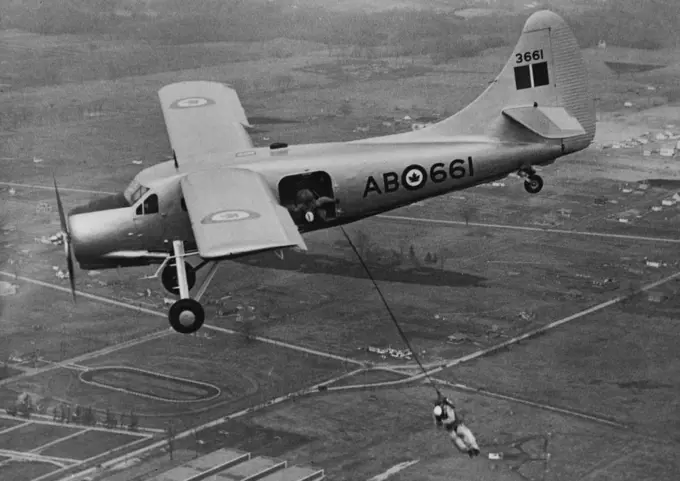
[427,10,595,151]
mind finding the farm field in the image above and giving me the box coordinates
[1,1,680,480]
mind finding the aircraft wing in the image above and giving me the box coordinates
[158,81,253,164]
[502,106,586,139]
[180,168,307,259]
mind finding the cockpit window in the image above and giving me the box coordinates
[124,179,149,204]
[135,194,159,215]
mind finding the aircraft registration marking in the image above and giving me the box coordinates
[170,97,216,109]
[363,158,474,197]
[201,209,261,224]
[515,49,544,64]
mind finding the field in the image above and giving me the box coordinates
[0,460,56,481]
[1,1,680,480]
[0,415,147,481]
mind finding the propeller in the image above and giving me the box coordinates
[53,177,76,302]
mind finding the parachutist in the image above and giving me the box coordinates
[433,396,481,458]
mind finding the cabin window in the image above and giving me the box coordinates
[136,194,159,215]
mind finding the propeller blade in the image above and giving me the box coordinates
[53,177,69,235]
[53,176,76,302]
[66,242,76,303]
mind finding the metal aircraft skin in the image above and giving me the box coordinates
[53,10,596,334]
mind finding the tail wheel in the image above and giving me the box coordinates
[162,261,196,295]
[168,299,205,334]
[524,174,543,194]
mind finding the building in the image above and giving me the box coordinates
[152,448,324,481]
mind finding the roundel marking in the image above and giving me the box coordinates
[201,210,261,224]
[401,164,427,191]
[170,97,216,109]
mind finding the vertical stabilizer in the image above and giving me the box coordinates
[365,10,595,154]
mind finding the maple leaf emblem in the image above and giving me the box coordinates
[408,171,422,184]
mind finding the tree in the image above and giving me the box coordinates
[166,421,176,460]
[192,429,201,457]
[18,394,33,419]
[408,245,419,267]
[461,204,476,226]
[92,407,99,426]
[338,100,353,117]
[105,407,116,429]
[128,410,139,431]
[438,247,453,271]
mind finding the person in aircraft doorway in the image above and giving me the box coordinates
[292,187,335,224]
[433,395,481,458]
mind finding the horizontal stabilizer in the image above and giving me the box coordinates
[502,105,586,139]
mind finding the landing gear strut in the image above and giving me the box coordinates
[162,260,196,295]
[518,167,543,194]
[166,241,220,334]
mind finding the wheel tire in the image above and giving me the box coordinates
[168,298,205,334]
[524,174,543,194]
[161,261,196,295]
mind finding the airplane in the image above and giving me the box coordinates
[52,10,595,335]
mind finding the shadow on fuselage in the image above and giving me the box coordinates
[233,249,486,288]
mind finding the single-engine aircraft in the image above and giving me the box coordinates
[52,10,595,334]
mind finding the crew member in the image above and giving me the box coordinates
[433,395,481,458]
[291,188,335,223]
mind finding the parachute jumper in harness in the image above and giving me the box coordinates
[433,396,481,458]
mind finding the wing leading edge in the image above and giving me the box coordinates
[158,81,253,165]
[180,168,306,259]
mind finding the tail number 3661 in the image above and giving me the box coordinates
[516,49,544,64]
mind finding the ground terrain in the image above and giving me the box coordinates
[1,2,680,480]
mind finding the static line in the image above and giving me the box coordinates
[377,214,680,244]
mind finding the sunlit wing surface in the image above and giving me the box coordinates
[158,81,253,164]
[180,168,307,259]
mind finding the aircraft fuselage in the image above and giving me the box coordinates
[69,138,562,269]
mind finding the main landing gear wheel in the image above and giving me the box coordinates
[168,298,205,334]
[162,260,196,295]
[524,174,543,194]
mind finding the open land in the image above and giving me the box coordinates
[1,0,680,479]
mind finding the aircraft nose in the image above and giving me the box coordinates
[68,213,100,263]
[68,208,133,266]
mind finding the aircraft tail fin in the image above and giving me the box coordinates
[403,10,596,154]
